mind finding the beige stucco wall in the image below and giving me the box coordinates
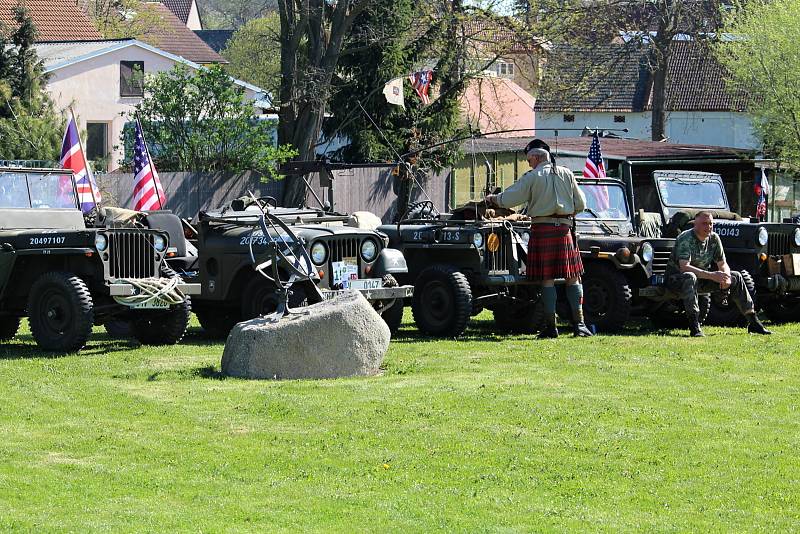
[45,45,259,170]
[187,1,202,30]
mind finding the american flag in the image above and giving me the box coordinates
[60,116,101,212]
[408,70,433,105]
[582,133,606,179]
[132,119,166,211]
[755,168,770,221]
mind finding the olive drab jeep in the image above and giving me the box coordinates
[177,197,413,338]
[378,201,543,337]
[0,167,200,352]
[632,170,800,324]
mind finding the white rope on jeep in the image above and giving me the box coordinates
[112,277,185,307]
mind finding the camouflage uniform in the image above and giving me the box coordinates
[665,229,755,316]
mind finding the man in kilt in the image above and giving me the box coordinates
[485,139,593,338]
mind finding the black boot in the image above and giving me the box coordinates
[538,315,559,339]
[688,314,704,337]
[573,322,594,337]
[747,313,772,335]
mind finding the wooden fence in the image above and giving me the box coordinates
[98,166,452,222]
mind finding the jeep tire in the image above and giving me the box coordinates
[706,270,755,326]
[381,300,404,336]
[582,263,632,333]
[241,276,307,321]
[0,317,20,341]
[195,307,241,339]
[28,272,94,352]
[412,264,472,337]
[131,265,192,345]
[492,299,544,334]
[762,297,800,324]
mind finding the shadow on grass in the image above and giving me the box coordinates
[0,334,143,360]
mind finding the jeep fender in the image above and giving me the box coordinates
[371,248,408,276]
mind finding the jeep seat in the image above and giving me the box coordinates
[663,209,742,238]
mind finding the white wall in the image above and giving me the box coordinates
[45,45,259,170]
[186,0,202,30]
[536,110,758,149]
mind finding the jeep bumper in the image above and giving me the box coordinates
[764,273,800,294]
[322,285,413,302]
[108,282,202,296]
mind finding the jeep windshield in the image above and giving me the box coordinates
[656,177,727,209]
[0,172,77,209]
[577,183,629,220]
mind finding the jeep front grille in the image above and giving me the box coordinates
[652,250,671,275]
[108,230,158,279]
[485,231,510,274]
[768,232,790,256]
[325,237,361,263]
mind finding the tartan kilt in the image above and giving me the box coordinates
[527,223,583,281]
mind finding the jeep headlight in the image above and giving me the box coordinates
[757,226,768,247]
[94,233,108,252]
[310,241,327,265]
[794,228,800,247]
[361,239,378,262]
[640,242,654,263]
[472,232,484,248]
[153,234,166,252]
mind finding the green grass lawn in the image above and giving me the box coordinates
[1,312,799,532]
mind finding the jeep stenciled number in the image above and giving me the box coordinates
[0,168,200,352]
[635,170,800,324]
[184,199,413,338]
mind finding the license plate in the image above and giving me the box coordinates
[129,300,170,309]
[348,278,382,290]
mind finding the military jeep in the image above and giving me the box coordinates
[378,201,542,337]
[0,167,200,352]
[632,170,800,324]
[182,197,413,338]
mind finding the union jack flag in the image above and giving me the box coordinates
[132,119,166,211]
[755,168,770,221]
[582,133,606,179]
[408,70,433,105]
[60,116,101,212]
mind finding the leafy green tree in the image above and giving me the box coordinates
[717,0,800,167]
[200,0,277,29]
[85,0,165,39]
[128,64,295,174]
[221,14,281,101]
[0,7,64,161]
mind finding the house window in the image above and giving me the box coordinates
[497,61,515,77]
[120,61,144,97]
[613,115,626,123]
[563,114,575,123]
[86,122,109,164]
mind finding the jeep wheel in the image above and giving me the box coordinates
[0,316,20,341]
[132,298,192,345]
[762,297,800,324]
[104,319,133,338]
[412,265,472,337]
[493,300,544,334]
[195,307,241,339]
[28,272,94,352]
[381,300,404,336]
[649,294,711,328]
[242,277,307,320]
[582,264,632,333]
[706,270,754,326]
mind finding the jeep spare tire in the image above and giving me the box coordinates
[28,272,94,352]
[412,264,472,337]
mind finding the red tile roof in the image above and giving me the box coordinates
[160,0,192,25]
[140,3,224,64]
[0,0,101,41]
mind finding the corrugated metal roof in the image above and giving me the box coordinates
[0,0,101,41]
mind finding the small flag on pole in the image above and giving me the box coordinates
[132,119,166,211]
[60,115,101,213]
[382,77,405,108]
[408,70,433,105]
[755,168,770,221]
[582,133,606,179]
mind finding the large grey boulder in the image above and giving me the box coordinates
[221,290,390,379]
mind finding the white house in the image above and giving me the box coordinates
[36,39,268,171]
[534,42,758,149]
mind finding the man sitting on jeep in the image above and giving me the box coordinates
[666,211,771,337]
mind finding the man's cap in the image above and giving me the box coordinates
[525,139,551,154]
